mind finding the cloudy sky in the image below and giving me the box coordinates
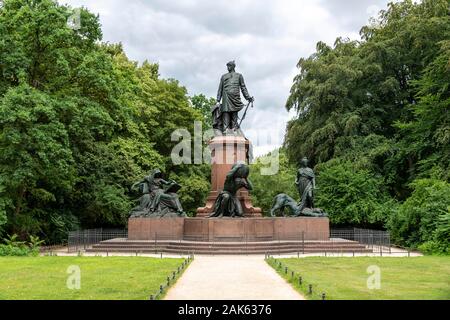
[60,0,395,156]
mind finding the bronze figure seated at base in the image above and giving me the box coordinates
[130,169,186,218]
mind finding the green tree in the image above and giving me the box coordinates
[0,84,75,238]
[315,159,398,228]
[285,0,449,177]
[0,0,209,242]
[388,179,450,253]
[395,40,450,182]
[190,94,216,130]
[283,0,449,247]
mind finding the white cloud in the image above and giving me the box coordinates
[59,0,393,157]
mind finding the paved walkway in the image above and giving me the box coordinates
[164,255,305,300]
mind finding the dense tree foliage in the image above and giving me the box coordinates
[388,179,449,254]
[0,0,207,242]
[190,94,216,130]
[314,159,398,228]
[281,0,449,251]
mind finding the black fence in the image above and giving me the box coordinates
[66,227,393,255]
[331,228,391,253]
[67,228,128,253]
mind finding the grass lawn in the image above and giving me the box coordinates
[268,256,450,300]
[0,256,186,300]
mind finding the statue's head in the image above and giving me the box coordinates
[300,157,309,167]
[232,162,249,178]
[226,60,236,72]
[151,168,162,178]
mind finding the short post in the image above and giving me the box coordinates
[322,293,326,300]
[302,231,305,254]
[298,276,302,286]
[388,235,391,254]
[160,252,163,259]
[136,250,138,257]
[167,277,170,286]
[308,284,312,295]
[245,235,248,256]
[172,271,176,280]
[160,285,163,294]
[149,295,154,300]
[284,266,288,274]
[291,271,294,278]
[352,251,355,257]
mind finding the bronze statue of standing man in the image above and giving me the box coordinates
[214,61,254,133]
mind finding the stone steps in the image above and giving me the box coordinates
[86,238,372,254]
[91,245,365,249]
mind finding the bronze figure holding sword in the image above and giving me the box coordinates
[213,61,254,134]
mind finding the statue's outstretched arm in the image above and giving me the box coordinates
[159,179,171,185]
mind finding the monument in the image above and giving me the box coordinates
[197,61,262,217]
[127,61,329,243]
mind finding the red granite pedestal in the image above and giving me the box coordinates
[196,135,262,217]
[128,217,329,241]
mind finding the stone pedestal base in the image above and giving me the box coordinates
[196,135,262,217]
[128,218,184,240]
[128,217,329,241]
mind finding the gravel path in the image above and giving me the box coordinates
[164,255,305,300]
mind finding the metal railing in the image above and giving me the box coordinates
[67,228,128,253]
[66,227,399,255]
[332,228,391,254]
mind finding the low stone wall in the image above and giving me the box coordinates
[128,217,329,241]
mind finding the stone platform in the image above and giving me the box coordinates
[128,217,329,241]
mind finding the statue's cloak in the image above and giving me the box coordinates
[217,71,251,113]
